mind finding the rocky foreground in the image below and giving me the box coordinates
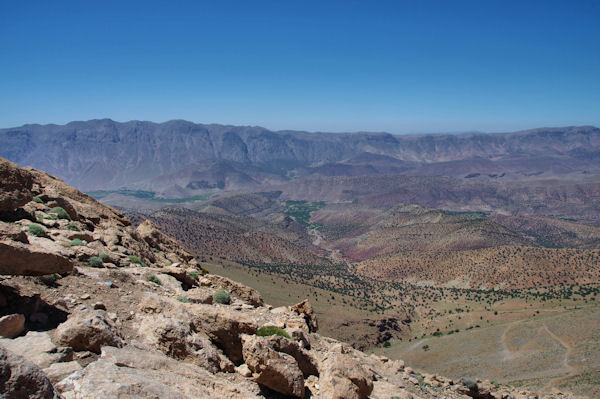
[0,156,586,399]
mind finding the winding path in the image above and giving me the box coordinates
[541,323,577,392]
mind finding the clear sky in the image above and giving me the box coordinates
[1,0,599,133]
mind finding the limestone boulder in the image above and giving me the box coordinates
[191,304,257,364]
[318,352,374,399]
[241,334,305,398]
[137,310,221,373]
[0,238,73,276]
[56,345,262,399]
[0,346,62,399]
[0,313,25,338]
[0,331,73,368]
[267,335,318,377]
[43,361,82,384]
[54,308,123,353]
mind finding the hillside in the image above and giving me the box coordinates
[146,207,331,267]
[355,246,600,289]
[312,204,534,261]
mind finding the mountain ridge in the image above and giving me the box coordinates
[1,119,598,192]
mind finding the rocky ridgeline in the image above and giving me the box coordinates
[0,157,585,399]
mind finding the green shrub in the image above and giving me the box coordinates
[461,378,478,391]
[99,252,110,263]
[32,196,43,203]
[69,238,84,246]
[44,213,58,220]
[383,340,391,348]
[128,255,147,267]
[213,290,231,304]
[88,256,103,268]
[147,274,162,285]
[49,206,70,220]
[256,326,291,339]
[189,271,199,280]
[177,296,191,303]
[66,223,80,231]
[28,224,47,237]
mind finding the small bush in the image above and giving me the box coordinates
[213,290,231,304]
[257,326,290,339]
[99,252,110,263]
[461,378,478,391]
[69,238,84,246]
[383,340,391,348]
[422,344,430,351]
[88,256,103,268]
[38,273,60,286]
[32,196,43,203]
[49,206,70,220]
[147,274,162,285]
[66,223,80,231]
[189,271,199,280]
[177,296,191,303]
[28,224,47,237]
[128,255,147,267]
[44,213,58,220]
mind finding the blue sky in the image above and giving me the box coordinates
[1,0,599,133]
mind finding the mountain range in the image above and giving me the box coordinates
[1,119,598,193]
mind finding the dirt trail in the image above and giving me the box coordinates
[500,320,521,361]
[541,323,577,392]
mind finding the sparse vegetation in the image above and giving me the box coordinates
[189,271,199,280]
[69,238,84,246]
[147,274,162,285]
[66,223,80,231]
[99,252,110,263]
[32,196,43,203]
[128,255,147,267]
[213,290,231,304]
[27,223,47,237]
[49,206,70,220]
[257,326,291,339]
[88,256,103,268]
[177,296,191,303]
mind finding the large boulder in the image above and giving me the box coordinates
[0,238,73,276]
[0,331,73,368]
[0,313,25,338]
[0,157,34,212]
[56,345,261,399]
[267,335,318,377]
[54,307,123,353]
[137,312,222,373]
[191,304,257,364]
[0,346,61,399]
[241,334,305,398]
[318,352,374,399]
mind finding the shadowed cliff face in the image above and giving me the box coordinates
[1,119,598,192]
